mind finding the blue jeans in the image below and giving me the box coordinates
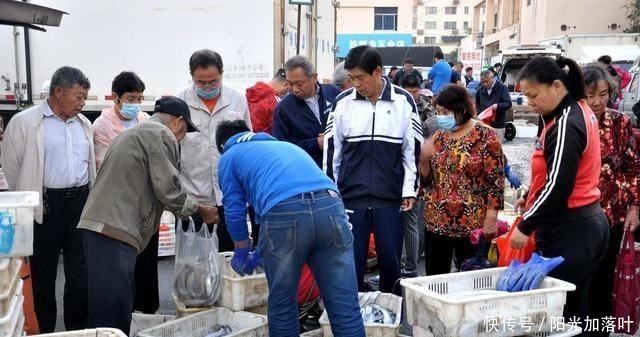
[257,190,365,337]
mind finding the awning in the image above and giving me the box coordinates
[0,0,67,31]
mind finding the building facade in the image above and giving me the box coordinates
[413,0,476,55]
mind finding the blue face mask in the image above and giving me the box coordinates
[436,115,458,131]
[196,86,221,100]
[120,102,140,120]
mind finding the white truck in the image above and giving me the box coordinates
[539,33,640,68]
[0,0,338,120]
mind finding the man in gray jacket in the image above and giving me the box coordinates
[78,97,219,335]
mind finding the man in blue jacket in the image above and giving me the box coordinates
[427,51,451,93]
[476,69,512,141]
[272,55,340,167]
[216,120,364,337]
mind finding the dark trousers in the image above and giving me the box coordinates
[183,206,260,251]
[31,185,89,332]
[83,230,137,336]
[536,210,609,337]
[588,223,624,337]
[133,231,159,314]
[424,230,476,276]
[349,206,403,294]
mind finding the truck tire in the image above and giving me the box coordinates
[505,122,516,141]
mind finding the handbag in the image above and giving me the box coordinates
[612,228,640,334]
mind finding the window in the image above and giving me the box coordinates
[424,36,437,44]
[444,21,457,30]
[464,6,469,14]
[527,0,532,5]
[463,21,469,29]
[374,7,398,31]
[445,7,457,15]
[412,36,417,44]
[425,21,437,30]
[412,20,417,29]
[425,7,437,15]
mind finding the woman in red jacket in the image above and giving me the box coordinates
[512,57,609,334]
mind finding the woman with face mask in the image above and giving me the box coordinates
[419,84,505,276]
[582,64,640,337]
[511,57,609,335]
[93,71,149,170]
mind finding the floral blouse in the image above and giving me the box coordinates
[598,108,640,227]
[425,123,505,238]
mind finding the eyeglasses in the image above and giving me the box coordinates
[194,79,221,88]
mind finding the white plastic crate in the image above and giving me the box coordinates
[400,267,576,337]
[216,252,268,311]
[31,328,128,336]
[300,330,411,337]
[0,291,23,337]
[0,263,22,317]
[413,324,583,337]
[138,308,268,337]
[319,291,402,337]
[129,313,175,337]
[0,192,39,257]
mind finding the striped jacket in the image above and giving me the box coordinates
[323,77,423,209]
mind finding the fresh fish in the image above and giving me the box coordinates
[360,303,396,324]
[204,324,232,337]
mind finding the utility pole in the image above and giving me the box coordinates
[290,0,314,55]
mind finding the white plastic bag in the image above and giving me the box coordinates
[173,217,221,307]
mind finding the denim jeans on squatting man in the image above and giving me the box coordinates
[256,189,365,337]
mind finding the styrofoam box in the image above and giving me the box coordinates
[138,308,268,337]
[0,262,22,317]
[129,313,175,337]
[216,252,268,311]
[0,192,39,257]
[400,267,576,337]
[413,323,582,337]
[0,291,23,337]
[319,291,403,337]
[31,328,128,337]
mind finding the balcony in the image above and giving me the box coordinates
[442,35,465,43]
[453,0,460,5]
[417,29,424,35]
[482,22,519,47]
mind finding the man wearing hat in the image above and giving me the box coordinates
[78,96,220,335]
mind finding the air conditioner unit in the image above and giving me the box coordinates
[453,0,460,5]
[452,29,459,35]
[417,29,424,35]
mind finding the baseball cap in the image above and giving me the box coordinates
[153,96,199,132]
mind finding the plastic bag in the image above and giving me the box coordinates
[612,228,640,334]
[477,106,496,125]
[495,216,535,267]
[173,217,221,307]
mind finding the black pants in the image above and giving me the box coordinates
[536,210,609,337]
[133,231,159,314]
[83,230,137,336]
[424,230,476,276]
[588,223,624,337]
[31,185,89,333]
[182,206,260,252]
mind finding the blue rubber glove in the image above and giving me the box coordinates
[509,253,565,292]
[496,260,523,291]
[231,247,250,276]
[504,164,522,189]
[243,250,263,275]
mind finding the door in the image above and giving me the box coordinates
[622,72,640,113]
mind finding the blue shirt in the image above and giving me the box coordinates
[428,60,452,93]
[42,100,90,188]
[218,132,338,241]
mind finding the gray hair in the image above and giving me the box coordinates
[333,61,348,87]
[583,63,618,96]
[480,70,494,79]
[49,66,90,96]
[152,112,175,126]
[285,55,316,78]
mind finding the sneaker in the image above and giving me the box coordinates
[401,268,419,278]
[368,275,380,285]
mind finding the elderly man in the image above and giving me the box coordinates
[324,45,423,295]
[333,61,353,91]
[78,97,219,335]
[177,49,251,252]
[476,70,512,141]
[217,120,365,337]
[272,55,340,167]
[245,69,287,134]
[1,66,95,332]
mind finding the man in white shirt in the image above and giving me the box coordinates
[1,66,96,332]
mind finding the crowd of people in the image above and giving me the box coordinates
[0,44,637,337]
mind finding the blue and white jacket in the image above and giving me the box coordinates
[323,78,423,209]
[219,132,337,241]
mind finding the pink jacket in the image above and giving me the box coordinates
[92,106,150,170]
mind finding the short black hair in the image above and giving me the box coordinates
[403,58,414,65]
[597,55,612,65]
[465,66,473,72]
[493,62,503,68]
[401,74,421,88]
[344,45,382,75]
[111,71,145,98]
[434,51,444,60]
[189,49,224,75]
[448,62,454,67]
[215,119,251,154]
